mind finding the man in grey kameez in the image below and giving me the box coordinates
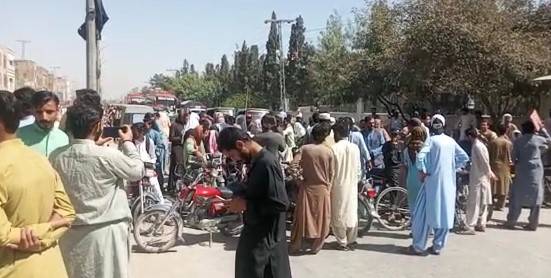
[505,121,551,231]
[50,104,144,278]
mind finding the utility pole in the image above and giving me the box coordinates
[86,0,98,91]
[265,17,294,111]
[97,40,101,95]
[16,40,31,59]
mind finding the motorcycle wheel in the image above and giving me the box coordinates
[133,209,179,253]
[131,195,158,221]
[357,197,374,237]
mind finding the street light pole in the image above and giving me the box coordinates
[86,0,98,91]
[265,18,294,111]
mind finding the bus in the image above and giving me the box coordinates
[148,92,178,110]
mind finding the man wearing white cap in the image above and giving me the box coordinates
[409,114,469,256]
[501,113,519,141]
[306,112,335,146]
[293,113,307,146]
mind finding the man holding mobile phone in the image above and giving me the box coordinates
[50,104,145,278]
[218,127,292,278]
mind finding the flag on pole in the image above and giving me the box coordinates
[78,0,109,40]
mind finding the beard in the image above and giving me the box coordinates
[238,149,252,164]
[37,120,55,130]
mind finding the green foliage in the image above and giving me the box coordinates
[286,15,315,108]
[263,11,282,110]
[146,1,551,115]
[311,11,355,105]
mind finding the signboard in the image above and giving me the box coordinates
[157,96,175,101]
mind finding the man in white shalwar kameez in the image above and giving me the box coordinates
[330,120,362,251]
[462,128,495,234]
[409,114,469,256]
[50,105,144,278]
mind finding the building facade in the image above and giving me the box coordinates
[15,60,55,91]
[54,76,72,102]
[0,45,16,92]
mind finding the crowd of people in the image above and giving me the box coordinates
[0,85,550,278]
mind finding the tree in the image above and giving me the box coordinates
[352,0,404,114]
[312,11,354,106]
[149,73,172,91]
[396,0,551,117]
[218,54,232,104]
[204,63,216,78]
[286,15,314,108]
[170,74,218,106]
[248,45,262,95]
[190,64,197,76]
[180,59,190,76]
[234,41,250,94]
[263,11,282,109]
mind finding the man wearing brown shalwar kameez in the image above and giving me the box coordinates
[290,122,334,254]
[488,125,513,210]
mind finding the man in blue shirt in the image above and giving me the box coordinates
[144,113,166,189]
[362,116,387,169]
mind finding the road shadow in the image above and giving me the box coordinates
[354,243,408,255]
[364,231,410,240]
[131,244,178,254]
[320,241,406,255]
[182,232,239,251]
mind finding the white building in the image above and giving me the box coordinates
[54,76,72,102]
[0,45,16,92]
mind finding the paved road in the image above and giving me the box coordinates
[131,209,551,278]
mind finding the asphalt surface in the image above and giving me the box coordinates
[130,208,551,278]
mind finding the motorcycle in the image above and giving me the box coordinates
[127,162,166,222]
[357,179,380,236]
[282,161,301,229]
[133,157,243,253]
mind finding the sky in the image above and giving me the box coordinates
[1,0,364,99]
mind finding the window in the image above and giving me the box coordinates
[9,60,13,66]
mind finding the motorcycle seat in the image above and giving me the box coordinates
[218,186,234,199]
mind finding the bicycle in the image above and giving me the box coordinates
[366,168,411,231]
[453,167,470,232]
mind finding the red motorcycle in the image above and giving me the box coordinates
[133,158,243,253]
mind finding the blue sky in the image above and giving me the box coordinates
[1,0,363,98]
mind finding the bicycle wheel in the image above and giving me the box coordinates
[357,197,374,236]
[375,187,410,231]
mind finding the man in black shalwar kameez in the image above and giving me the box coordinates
[218,127,292,278]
